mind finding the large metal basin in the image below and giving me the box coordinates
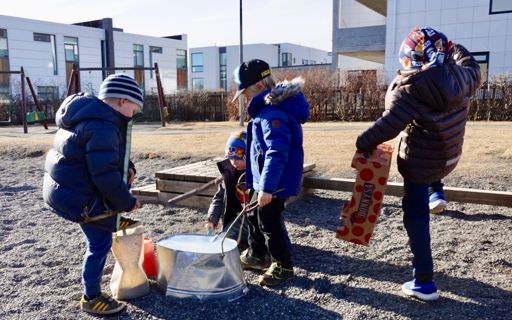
[156,234,247,301]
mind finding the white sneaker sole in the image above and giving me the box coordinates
[429,199,447,214]
[402,285,439,301]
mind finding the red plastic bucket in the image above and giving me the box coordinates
[143,237,158,279]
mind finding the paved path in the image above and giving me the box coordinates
[1,121,511,138]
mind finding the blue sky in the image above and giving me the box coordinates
[2,0,333,51]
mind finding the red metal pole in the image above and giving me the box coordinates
[154,63,166,127]
[26,77,48,130]
[20,67,27,134]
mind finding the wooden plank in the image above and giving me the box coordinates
[303,176,512,207]
[135,194,162,205]
[158,191,212,209]
[303,163,316,173]
[132,185,212,208]
[156,178,219,196]
[156,160,315,182]
[131,184,158,196]
[155,159,221,181]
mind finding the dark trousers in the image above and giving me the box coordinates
[402,180,434,282]
[222,216,250,252]
[429,180,444,195]
[246,198,292,268]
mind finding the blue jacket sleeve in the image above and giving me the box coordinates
[260,109,291,193]
[84,121,136,212]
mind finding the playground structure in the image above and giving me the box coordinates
[0,67,48,133]
[66,62,167,127]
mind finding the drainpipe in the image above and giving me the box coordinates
[102,18,115,78]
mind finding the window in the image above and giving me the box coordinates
[282,53,292,67]
[35,33,58,75]
[0,29,8,58]
[490,0,512,14]
[192,78,204,90]
[176,49,187,69]
[33,33,51,42]
[0,29,9,96]
[50,35,57,75]
[302,59,308,65]
[64,37,79,90]
[133,44,144,89]
[219,47,227,90]
[133,44,144,67]
[176,49,187,90]
[311,60,316,64]
[37,86,59,101]
[149,46,162,78]
[191,52,203,73]
[472,52,489,84]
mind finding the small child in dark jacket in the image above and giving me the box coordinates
[356,27,480,301]
[43,74,143,315]
[205,131,250,251]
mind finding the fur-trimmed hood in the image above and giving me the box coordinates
[248,77,309,124]
[265,77,305,105]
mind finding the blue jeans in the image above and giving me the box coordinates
[402,180,433,282]
[79,223,112,298]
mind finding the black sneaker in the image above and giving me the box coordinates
[80,293,126,315]
[119,216,140,230]
[240,251,269,271]
[258,262,294,286]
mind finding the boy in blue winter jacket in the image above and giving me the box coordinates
[43,74,143,315]
[232,59,310,286]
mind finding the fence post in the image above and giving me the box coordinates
[154,63,166,127]
[20,67,27,134]
[220,91,225,121]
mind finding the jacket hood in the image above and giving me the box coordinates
[396,45,473,112]
[56,93,130,129]
[248,77,310,124]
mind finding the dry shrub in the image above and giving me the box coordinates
[469,74,512,121]
[225,67,385,122]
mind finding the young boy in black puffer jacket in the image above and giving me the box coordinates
[356,27,480,301]
[43,74,143,315]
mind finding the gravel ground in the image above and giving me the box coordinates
[1,149,511,320]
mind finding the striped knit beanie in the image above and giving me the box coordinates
[98,74,144,108]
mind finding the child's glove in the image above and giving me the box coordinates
[205,221,216,236]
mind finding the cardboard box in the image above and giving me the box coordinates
[336,144,393,246]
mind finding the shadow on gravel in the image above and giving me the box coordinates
[0,185,37,193]
[293,243,512,318]
[441,209,512,222]
[285,194,403,232]
[127,283,341,320]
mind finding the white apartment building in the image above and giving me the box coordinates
[0,15,188,100]
[189,43,331,91]
[333,0,512,83]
